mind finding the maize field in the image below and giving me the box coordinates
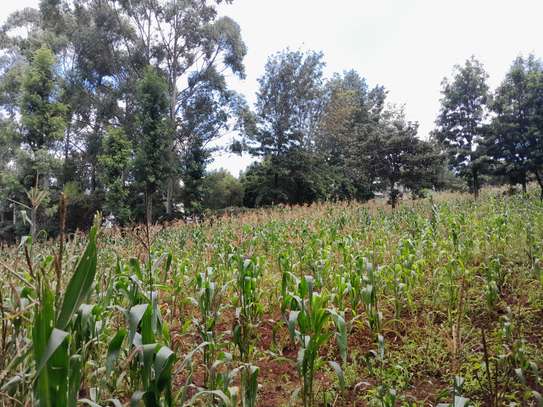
[1,189,542,406]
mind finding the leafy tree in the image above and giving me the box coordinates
[434,56,489,199]
[133,66,172,224]
[108,0,247,214]
[20,45,67,186]
[316,70,386,200]
[241,150,337,207]
[487,55,543,196]
[361,107,442,208]
[202,169,243,210]
[249,49,325,156]
[98,127,132,224]
[178,81,242,214]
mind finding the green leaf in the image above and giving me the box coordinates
[154,345,175,386]
[328,361,345,392]
[106,330,127,374]
[288,310,299,340]
[36,328,69,375]
[128,303,149,345]
[56,225,98,330]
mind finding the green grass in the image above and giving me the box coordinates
[1,188,542,406]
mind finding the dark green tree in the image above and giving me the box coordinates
[316,70,386,200]
[202,169,243,210]
[133,66,172,224]
[241,150,337,207]
[361,107,442,208]
[20,45,67,186]
[98,127,132,224]
[434,56,489,199]
[108,0,247,214]
[487,55,543,196]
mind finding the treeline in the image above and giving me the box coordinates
[1,1,543,241]
[239,52,543,208]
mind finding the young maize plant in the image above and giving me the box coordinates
[190,267,227,391]
[2,190,543,406]
[287,275,344,407]
[232,256,262,407]
[360,262,382,335]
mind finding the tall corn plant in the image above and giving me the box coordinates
[32,216,99,406]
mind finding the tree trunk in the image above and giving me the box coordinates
[146,191,153,225]
[166,177,173,215]
[63,123,71,186]
[534,170,543,200]
[473,168,479,200]
[165,64,178,216]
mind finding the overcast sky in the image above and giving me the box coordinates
[2,0,543,175]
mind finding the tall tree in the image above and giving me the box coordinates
[133,66,172,224]
[361,107,441,208]
[250,49,325,156]
[98,127,132,224]
[20,45,67,186]
[434,56,489,198]
[487,55,543,195]
[316,70,386,199]
[202,169,243,210]
[108,0,247,214]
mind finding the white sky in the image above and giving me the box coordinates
[3,0,543,176]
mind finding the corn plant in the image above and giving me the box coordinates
[287,275,344,407]
[231,256,262,407]
[190,267,227,389]
[28,216,99,406]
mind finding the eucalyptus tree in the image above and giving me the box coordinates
[98,127,133,224]
[20,45,67,185]
[434,56,489,199]
[316,70,386,200]
[107,0,247,214]
[249,49,325,156]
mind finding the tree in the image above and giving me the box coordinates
[133,66,172,224]
[98,127,132,224]
[434,56,489,199]
[361,107,442,208]
[487,55,543,196]
[240,49,327,205]
[241,149,337,207]
[108,0,247,214]
[20,45,67,187]
[249,49,325,156]
[316,70,386,200]
[202,169,243,210]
